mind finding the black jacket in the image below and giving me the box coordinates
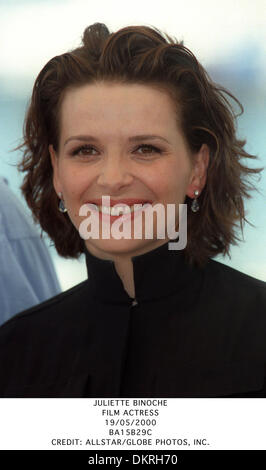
[0,240,266,398]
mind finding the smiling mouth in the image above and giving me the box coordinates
[91,203,151,216]
[84,199,153,216]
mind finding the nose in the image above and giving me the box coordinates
[97,155,133,192]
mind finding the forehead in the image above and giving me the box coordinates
[59,82,180,138]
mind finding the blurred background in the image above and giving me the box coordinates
[0,0,265,290]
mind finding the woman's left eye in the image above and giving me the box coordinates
[135,144,162,155]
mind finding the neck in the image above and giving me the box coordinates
[113,258,135,299]
[85,238,171,300]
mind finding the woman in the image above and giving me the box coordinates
[0,23,265,397]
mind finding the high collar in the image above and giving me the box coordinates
[84,238,205,305]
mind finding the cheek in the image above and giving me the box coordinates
[150,164,189,201]
[142,163,174,192]
[59,165,91,198]
[168,160,193,196]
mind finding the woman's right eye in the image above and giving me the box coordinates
[70,145,97,156]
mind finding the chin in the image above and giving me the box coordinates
[85,237,160,259]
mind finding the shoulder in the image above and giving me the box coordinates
[0,279,91,337]
[203,257,266,314]
[0,278,95,396]
[195,258,266,362]
[207,257,266,290]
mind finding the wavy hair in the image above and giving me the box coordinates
[14,22,263,266]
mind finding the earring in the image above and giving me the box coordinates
[58,192,68,213]
[191,189,199,213]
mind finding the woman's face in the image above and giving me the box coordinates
[49,82,209,260]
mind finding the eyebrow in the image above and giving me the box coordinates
[64,134,170,147]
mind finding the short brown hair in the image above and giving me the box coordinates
[14,23,263,266]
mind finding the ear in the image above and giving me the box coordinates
[186,144,210,198]
[49,144,61,197]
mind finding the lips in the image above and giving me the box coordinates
[83,198,152,220]
[85,198,152,207]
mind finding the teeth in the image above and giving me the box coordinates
[95,205,146,215]
[110,206,130,216]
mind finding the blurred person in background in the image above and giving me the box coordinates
[0,176,61,325]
